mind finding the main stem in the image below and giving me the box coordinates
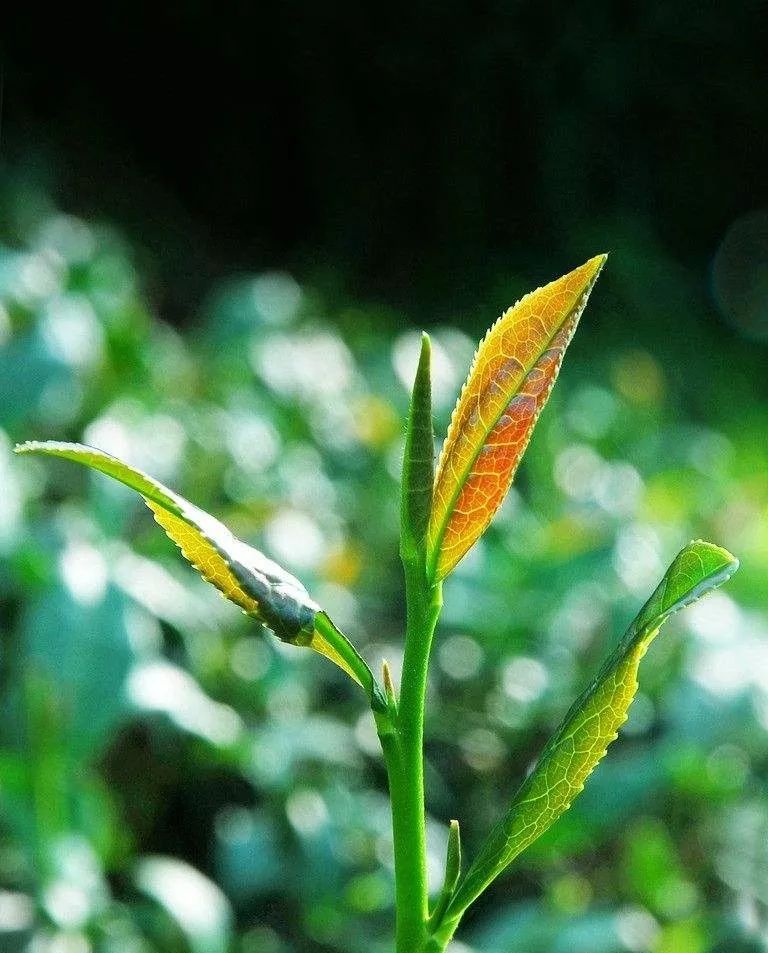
[381,564,442,953]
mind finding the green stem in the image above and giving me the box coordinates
[426,913,461,951]
[380,564,442,953]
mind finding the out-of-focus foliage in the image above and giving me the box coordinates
[0,186,766,953]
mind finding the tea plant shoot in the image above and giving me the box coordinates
[16,256,739,952]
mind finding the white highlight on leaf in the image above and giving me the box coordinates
[251,272,303,326]
[0,432,24,548]
[113,549,224,633]
[127,660,241,745]
[265,682,309,723]
[460,727,506,773]
[35,214,97,265]
[354,711,382,757]
[566,385,618,439]
[41,295,104,369]
[253,329,354,398]
[41,836,108,930]
[10,251,64,305]
[84,409,186,487]
[502,656,549,703]
[554,444,602,499]
[555,444,642,516]
[0,892,34,932]
[230,637,271,681]
[392,329,475,412]
[0,304,11,345]
[32,933,92,953]
[685,591,741,644]
[59,541,108,606]
[615,906,660,951]
[439,634,484,680]
[613,523,663,594]
[38,379,84,427]
[224,412,279,473]
[265,509,326,572]
[136,856,231,953]
[286,789,328,835]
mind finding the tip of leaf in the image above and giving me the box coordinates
[14,441,40,455]
[583,252,609,281]
[685,538,740,580]
[447,818,461,870]
[381,659,397,710]
[418,330,432,365]
[647,538,739,625]
[15,440,78,457]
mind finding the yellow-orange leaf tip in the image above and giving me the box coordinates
[427,254,607,580]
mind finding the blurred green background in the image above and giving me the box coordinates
[1,7,767,952]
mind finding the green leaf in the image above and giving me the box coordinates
[400,332,435,571]
[437,540,739,930]
[428,819,462,931]
[15,440,384,709]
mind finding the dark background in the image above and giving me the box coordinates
[4,3,767,319]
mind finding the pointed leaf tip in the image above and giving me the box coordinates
[643,539,738,620]
[429,819,462,931]
[427,256,606,580]
[15,440,383,705]
[382,660,396,697]
[16,442,318,638]
[400,331,435,569]
[441,537,738,923]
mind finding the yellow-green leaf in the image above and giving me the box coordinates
[428,256,606,580]
[436,540,738,932]
[15,440,383,708]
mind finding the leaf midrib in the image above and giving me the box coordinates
[427,300,582,578]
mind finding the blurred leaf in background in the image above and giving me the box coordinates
[0,178,766,953]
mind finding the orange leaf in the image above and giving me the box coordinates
[427,255,607,580]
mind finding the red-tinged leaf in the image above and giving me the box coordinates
[427,255,607,580]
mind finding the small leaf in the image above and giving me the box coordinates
[382,659,397,710]
[400,332,435,571]
[15,441,383,708]
[441,540,738,924]
[428,256,606,580]
[428,819,462,931]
